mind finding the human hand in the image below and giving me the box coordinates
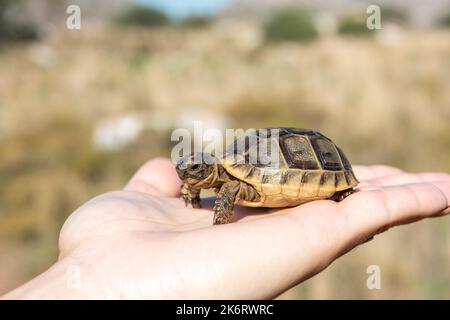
[3,158,449,299]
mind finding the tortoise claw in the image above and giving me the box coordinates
[181,194,201,208]
[191,200,202,209]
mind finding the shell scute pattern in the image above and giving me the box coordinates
[221,128,358,207]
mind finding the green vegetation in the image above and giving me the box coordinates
[380,6,408,24]
[0,0,38,43]
[179,16,212,28]
[338,13,374,37]
[337,6,407,37]
[114,5,169,27]
[437,13,450,27]
[264,8,318,43]
[0,0,15,30]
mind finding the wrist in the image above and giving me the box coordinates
[1,254,105,299]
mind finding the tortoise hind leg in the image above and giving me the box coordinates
[331,188,357,202]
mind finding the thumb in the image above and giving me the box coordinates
[124,157,181,197]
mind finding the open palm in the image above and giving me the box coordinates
[4,158,450,299]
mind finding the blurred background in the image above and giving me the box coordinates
[0,0,449,298]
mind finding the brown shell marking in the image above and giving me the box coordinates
[221,128,359,207]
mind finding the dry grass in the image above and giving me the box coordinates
[0,25,449,298]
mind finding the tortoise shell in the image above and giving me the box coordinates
[221,128,359,207]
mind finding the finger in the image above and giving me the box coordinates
[342,181,450,241]
[171,199,350,298]
[352,165,404,181]
[237,172,450,222]
[172,181,450,299]
[124,157,181,197]
[203,171,450,223]
[359,172,450,188]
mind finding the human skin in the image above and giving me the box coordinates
[2,158,449,299]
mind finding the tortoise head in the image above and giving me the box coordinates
[176,153,218,186]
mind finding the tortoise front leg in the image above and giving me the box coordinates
[181,183,201,208]
[213,181,241,225]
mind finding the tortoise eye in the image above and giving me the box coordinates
[191,164,200,170]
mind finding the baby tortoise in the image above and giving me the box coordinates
[176,128,359,225]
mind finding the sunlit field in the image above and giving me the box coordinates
[1,24,449,298]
